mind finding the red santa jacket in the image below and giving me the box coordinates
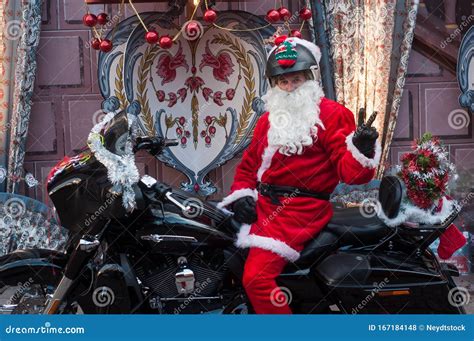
[218,97,381,262]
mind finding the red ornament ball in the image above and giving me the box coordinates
[209,126,216,135]
[97,13,108,25]
[91,38,101,50]
[203,9,217,23]
[181,137,187,145]
[83,13,97,27]
[205,136,211,144]
[266,9,280,23]
[290,29,302,38]
[278,7,291,21]
[274,35,287,45]
[99,39,113,53]
[159,35,173,49]
[299,7,312,21]
[145,30,159,44]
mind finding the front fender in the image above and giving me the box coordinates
[0,249,66,286]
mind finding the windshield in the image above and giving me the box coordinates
[102,110,130,156]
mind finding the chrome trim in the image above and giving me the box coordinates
[165,192,191,212]
[141,234,198,243]
[107,188,121,196]
[43,277,73,314]
[140,175,157,188]
[175,268,195,294]
[48,178,82,196]
[79,238,100,251]
[0,304,17,313]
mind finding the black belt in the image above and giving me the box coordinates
[257,182,330,205]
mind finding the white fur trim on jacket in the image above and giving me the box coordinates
[236,224,300,262]
[217,188,258,209]
[257,145,278,181]
[345,132,381,169]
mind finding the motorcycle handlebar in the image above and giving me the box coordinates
[134,136,179,154]
[164,139,179,147]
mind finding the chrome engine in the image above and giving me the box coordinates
[135,252,226,305]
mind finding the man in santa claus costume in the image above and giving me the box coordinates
[218,36,381,314]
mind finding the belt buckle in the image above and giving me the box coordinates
[259,183,268,194]
[261,183,282,206]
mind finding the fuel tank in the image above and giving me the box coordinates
[133,201,235,255]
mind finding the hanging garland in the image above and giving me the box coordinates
[87,110,140,211]
[82,0,315,53]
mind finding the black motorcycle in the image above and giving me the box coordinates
[0,111,465,314]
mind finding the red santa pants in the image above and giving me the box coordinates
[242,247,292,314]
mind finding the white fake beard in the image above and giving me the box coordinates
[263,80,325,156]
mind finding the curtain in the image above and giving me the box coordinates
[323,0,419,177]
[0,0,20,190]
[0,0,42,192]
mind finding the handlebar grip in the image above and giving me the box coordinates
[164,139,179,147]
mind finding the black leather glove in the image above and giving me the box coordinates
[232,196,257,224]
[352,110,379,158]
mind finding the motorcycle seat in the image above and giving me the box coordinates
[293,206,391,268]
[208,200,391,269]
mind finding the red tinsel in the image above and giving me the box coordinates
[398,133,454,210]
